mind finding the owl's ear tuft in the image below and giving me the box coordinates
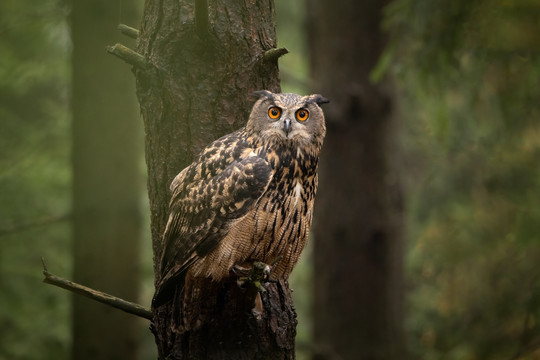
[308,94,330,106]
[250,90,275,102]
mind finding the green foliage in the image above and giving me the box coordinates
[383,0,540,359]
[0,0,71,358]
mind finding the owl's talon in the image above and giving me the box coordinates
[251,261,271,283]
[233,261,272,292]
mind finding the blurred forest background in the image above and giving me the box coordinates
[1,0,539,359]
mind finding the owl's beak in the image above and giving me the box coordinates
[283,118,292,136]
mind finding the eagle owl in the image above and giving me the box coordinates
[153,90,328,305]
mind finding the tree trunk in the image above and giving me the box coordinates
[307,1,406,359]
[134,1,296,358]
[71,0,142,359]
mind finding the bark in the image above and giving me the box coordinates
[71,0,142,359]
[134,1,296,358]
[307,1,406,359]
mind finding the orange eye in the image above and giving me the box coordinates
[268,106,281,119]
[295,108,309,122]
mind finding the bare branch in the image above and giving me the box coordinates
[41,257,152,320]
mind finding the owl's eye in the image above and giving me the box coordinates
[268,106,281,119]
[295,108,309,122]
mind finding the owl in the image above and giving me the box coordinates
[153,90,328,306]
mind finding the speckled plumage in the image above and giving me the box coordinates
[153,91,328,305]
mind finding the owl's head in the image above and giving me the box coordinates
[246,90,329,148]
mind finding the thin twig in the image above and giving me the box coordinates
[41,257,152,320]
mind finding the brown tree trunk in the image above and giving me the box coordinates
[307,1,406,359]
[134,1,296,358]
[71,0,142,359]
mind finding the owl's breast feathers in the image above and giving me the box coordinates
[154,127,319,305]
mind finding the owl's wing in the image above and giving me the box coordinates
[153,147,272,305]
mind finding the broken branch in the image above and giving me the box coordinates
[118,24,139,39]
[106,43,148,69]
[263,47,289,63]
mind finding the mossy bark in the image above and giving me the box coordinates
[134,1,296,358]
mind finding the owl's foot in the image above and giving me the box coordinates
[233,261,271,292]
